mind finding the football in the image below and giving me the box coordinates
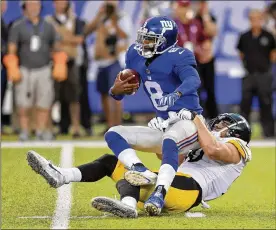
[118,69,141,95]
[119,69,140,86]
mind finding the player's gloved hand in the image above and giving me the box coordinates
[177,108,197,121]
[148,117,165,132]
[158,92,181,108]
[162,111,181,129]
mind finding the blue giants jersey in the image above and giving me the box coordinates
[125,44,203,119]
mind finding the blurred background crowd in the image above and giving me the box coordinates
[1,0,276,141]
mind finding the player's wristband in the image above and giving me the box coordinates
[109,87,124,101]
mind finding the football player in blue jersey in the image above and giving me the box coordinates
[104,16,203,216]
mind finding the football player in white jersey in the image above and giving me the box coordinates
[26,112,251,218]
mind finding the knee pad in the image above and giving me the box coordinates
[104,126,131,157]
[104,126,128,142]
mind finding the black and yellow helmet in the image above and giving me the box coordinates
[207,113,252,144]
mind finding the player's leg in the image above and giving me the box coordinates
[27,150,118,188]
[105,125,162,183]
[91,179,140,218]
[92,172,202,218]
[144,119,200,216]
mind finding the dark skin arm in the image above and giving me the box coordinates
[111,72,139,95]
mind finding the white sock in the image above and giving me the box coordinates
[155,164,176,191]
[121,196,137,209]
[118,148,142,169]
[58,167,82,183]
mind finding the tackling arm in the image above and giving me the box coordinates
[193,115,241,164]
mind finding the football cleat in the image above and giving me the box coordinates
[124,163,157,186]
[26,150,66,188]
[144,186,165,216]
[91,196,138,218]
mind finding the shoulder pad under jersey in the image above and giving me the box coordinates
[222,137,252,162]
[167,46,197,67]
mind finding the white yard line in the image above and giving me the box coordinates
[18,215,110,219]
[1,140,275,148]
[51,144,73,229]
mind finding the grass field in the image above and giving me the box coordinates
[1,142,276,229]
[0,122,264,141]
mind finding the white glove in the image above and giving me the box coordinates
[177,108,196,120]
[162,111,181,129]
[148,117,165,131]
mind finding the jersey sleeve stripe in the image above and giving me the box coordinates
[227,139,246,159]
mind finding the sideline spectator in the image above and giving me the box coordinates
[46,0,83,138]
[265,2,276,119]
[4,0,67,141]
[84,0,131,134]
[194,0,219,119]
[78,36,93,136]
[236,9,276,138]
[172,0,218,119]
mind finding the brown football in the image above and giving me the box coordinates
[119,69,140,85]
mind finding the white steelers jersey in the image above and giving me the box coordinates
[178,137,252,202]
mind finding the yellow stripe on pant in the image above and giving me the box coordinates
[111,161,201,213]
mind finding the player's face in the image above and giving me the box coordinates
[213,120,231,137]
[136,29,159,58]
[143,36,156,52]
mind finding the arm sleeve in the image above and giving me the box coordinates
[8,23,20,44]
[1,21,9,43]
[174,65,201,96]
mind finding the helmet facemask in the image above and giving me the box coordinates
[208,117,245,139]
[135,27,166,58]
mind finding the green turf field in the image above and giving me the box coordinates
[1,145,275,229]
[0,122,264,141]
